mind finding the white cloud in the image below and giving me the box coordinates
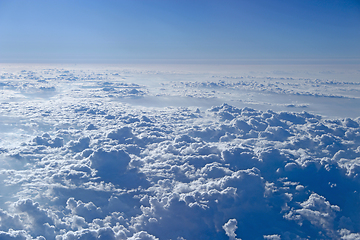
[0,64,360,239]
[223,219,239,240]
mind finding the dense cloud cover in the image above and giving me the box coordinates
[0,64,360,239]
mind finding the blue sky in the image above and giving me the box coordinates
[0,0,359,63]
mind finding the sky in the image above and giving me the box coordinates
[0,0,359,63]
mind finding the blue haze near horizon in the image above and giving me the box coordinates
[0,0,359,62]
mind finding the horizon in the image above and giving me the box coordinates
[1,58,360,65]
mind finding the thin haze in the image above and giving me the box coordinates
[0,0,359,62]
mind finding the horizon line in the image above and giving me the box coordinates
[1,58,360,65]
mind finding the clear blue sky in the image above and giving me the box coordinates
[0,0,359,63]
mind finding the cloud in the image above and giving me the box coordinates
[284,193,340,238]
[0,229,35,240]
[128,231,159,240]
[223,219,239,240]
[0,65,360,239]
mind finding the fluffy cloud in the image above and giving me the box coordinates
[223,219,239,240]
[0,65,360,239]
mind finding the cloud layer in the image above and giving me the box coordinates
[0,64,360,239]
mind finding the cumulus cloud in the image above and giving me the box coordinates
[223,219,239,240]
[0,229,35,240]
[128,231,159,240]
[0,65,360,239]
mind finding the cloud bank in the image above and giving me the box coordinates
[0,64,360,239]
